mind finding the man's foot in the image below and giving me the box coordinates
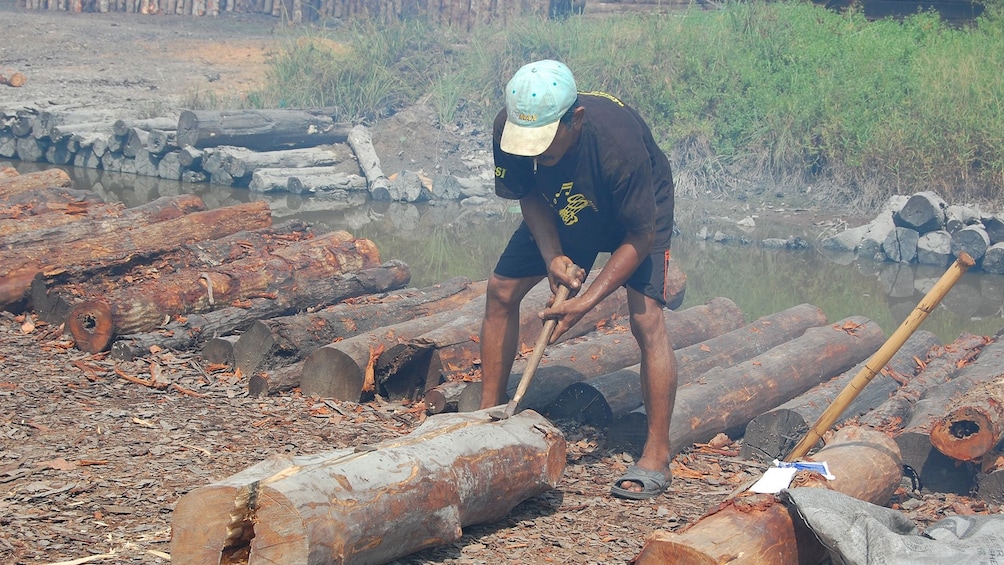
[610,465,672,500]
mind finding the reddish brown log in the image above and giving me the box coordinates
[0,169,71,199]
[232,276,486,376]
[0,202,123,240]
[0,187,104,220]
[171,409,565,565]
[67,231,379,352]
[858,332,988,430]
[297,305,482,401]
[894,337,1004,494]
[930,376,1004,461]
[112,260,411,361]
[549,303,828,427]
[740,330,939,462]
[447,295,745,414]
[1,194,205,249]
[0,201,272,313]
[633,426,903,565]
[608,316,886,455]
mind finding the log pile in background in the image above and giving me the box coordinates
[0,106,494,203]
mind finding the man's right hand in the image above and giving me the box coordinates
[546,257,584,304]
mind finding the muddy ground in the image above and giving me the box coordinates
[1,5,1000,564]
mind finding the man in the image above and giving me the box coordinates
[479,59,679,500]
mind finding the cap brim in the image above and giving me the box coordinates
[500,120,560,157]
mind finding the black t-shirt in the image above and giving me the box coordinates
[493,91,675,253]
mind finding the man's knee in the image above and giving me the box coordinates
[486,273,530,314]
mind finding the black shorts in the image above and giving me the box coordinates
[494,222,675,307]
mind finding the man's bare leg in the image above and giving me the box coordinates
[478,273,543,409]
[620,288,677,493]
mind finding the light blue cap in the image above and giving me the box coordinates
[501,59,578,157]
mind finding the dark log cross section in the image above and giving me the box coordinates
[170,409,566,565]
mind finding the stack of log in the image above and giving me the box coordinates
[821,190,1004,273]
[13,0,554,27]
[0,106,493,203]
[0,168,414,355]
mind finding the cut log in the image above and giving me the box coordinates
[951,224,990,262]
[111,260,411,361]
[607,317,886,456]
[346,124,385,191]
[66,230,380,352]
[881,226,919,263]
[298,306,481,402]
[930,376,1004,461]
[981,242,1004,275]
[201,335,239,366]
[0,187,104,220]
[858,332,988,430]
[233,276,486,376]
[222,146,342,180]
[633,426,903,565]
[452,296,744,414]
[287,167,366,193]
[977,465,1004,504]
[0,168,72,199]
[740,330,939,462]
[112,116,177,137]
[0,201,121,239]
[893,190,947,233]
[0,193,205,249]
[894,337,1004,494]
[170,409,565,565]
[548,303,828,427]
[176,109,351,150]
[383,284,635,405]
[0,201,273,313]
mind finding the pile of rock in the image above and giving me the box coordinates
[821,191,1004,273]
[0,105,493,204]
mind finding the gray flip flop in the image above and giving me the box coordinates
[610,465,671,500]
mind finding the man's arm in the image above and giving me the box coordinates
[519,192,583,293]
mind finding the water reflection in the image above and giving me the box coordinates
[5,159,1004,343]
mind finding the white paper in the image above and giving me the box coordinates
[748,466,798,494]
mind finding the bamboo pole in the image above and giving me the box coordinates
[784,251,975,461]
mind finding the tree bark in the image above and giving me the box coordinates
[176,109,351,150]
[548,303,828,427]
[633,426,903,565]
[233,276,485,376]
[1,201,273,313]
[171,409,566,565]
[894,337,1004,494]
[66,230,381,353]
[740,330,939,462]
[607,316,886,456]
[0,168,72,199]
[0,187,103,220]
[930,376,1004,461]
[297,304,483,401]
[0,193,205,249]
[858,332,988,430]
[0,201,121,239]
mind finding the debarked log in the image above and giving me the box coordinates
[739,330,939,462]
[0,168,72,199]
[297,304,484,402]
[607,316,886,455]
[222,146,343,180]
[232,276,486,376]
[170,409,566,565]
[176,108,351,150]
[548,303,828,428]
[453,296,745,415]
[0,187,104,220]
[858,332,988,430]
[0,193,205,249]
[930,375,1004,461]
[0,201,273,312]
[633,426,903,565]
[894,337,1004,494]
[66,230,381,352]
[110,261,411,361]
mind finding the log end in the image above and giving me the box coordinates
[300,347,364,400]
[930,408,995,461]
[545,383,613,428]
[67,300,114,353]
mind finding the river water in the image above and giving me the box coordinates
[7,158,1004,345]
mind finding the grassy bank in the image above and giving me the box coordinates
[232,2,1004,209]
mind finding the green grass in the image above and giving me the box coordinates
[250,2,1004,209]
